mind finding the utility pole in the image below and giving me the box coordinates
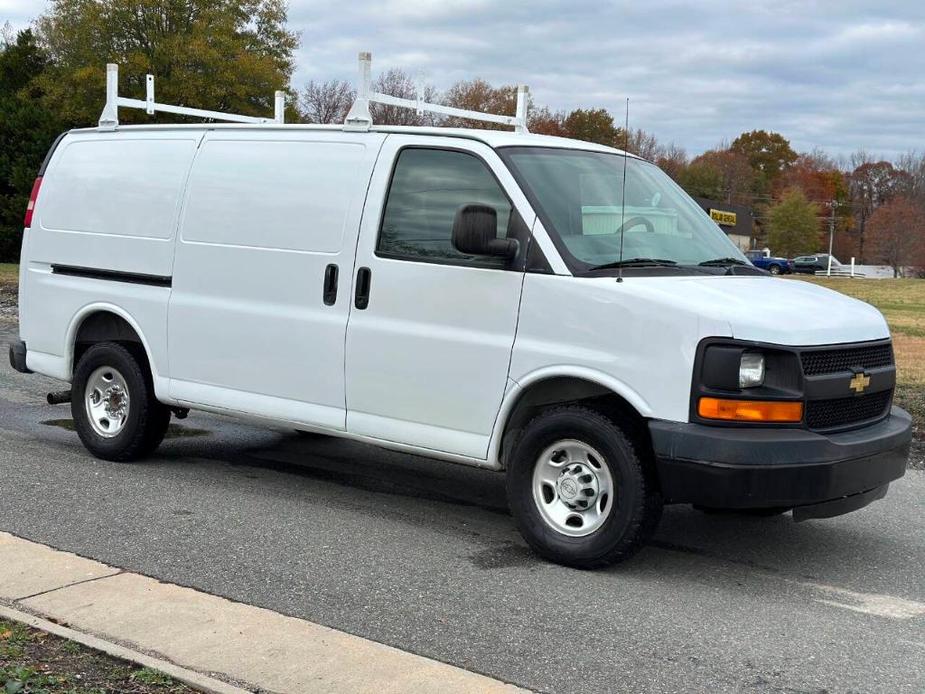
[827,200,838,276]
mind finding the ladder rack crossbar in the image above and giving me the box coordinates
[98,63,284,129]
[116,96,272,124]
[369,92,521,126]
[344,52,530,133]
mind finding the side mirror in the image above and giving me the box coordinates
[452,204,518,259]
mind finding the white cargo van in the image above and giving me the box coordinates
[9,61,911,568]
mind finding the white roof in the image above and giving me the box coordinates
[71,122,636,157]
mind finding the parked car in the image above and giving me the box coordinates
[792,254,842,274]
[745,249,792,274]
[10,80,911,570]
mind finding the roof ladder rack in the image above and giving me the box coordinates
[344,52,529,133]
[97,63,286,130]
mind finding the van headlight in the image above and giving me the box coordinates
[739,352,765,388]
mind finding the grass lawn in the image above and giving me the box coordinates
[1,618,193,693]
[0,263,18,286]
[787,276,925,435]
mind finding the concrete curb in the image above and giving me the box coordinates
[0,531,527,693]
[0,603,252,694]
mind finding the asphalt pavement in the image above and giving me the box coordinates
[1,321,923,693]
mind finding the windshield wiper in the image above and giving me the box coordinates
[697,257,750,267]
[587,257,679,271]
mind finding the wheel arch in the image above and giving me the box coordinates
[66,304,159,383]
[489,367,653,469]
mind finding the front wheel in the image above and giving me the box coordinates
[768,264,781,275]
[506,406,662,569]
[71,342,170,462]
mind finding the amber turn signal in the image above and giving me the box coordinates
[698,397,803,423]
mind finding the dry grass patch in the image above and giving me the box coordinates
[0,263,18,287]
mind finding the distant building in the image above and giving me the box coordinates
[694,197,753,251]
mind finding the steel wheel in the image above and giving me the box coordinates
[84,365,131,438]
[532,439,615,537]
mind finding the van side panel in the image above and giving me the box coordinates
[168,132,386,429]
[32,132,198,275]
[19,131,200,390]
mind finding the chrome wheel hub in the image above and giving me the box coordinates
[555,462,600,510]
[532,440,615,537]
[84,366,130,438]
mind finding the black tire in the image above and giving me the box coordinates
[506,405,663,569]
[768,264,781,275]
[71,342,170,462]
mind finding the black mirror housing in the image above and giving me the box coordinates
[452,204,518,259]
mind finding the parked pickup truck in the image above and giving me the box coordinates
[745,249,792,274]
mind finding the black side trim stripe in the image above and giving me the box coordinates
[51,264,172,287]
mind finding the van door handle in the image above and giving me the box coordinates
[323,264,339,305]
[354,267,371,310]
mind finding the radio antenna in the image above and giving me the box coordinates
[617,97,629,283]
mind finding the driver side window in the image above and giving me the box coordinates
[377,148,513,267]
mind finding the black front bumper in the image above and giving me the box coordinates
[649,407,911,518]
[8,340,30,374]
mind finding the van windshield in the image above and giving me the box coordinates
[500,147,749,274]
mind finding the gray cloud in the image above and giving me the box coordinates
[4,0,923,158]
[290,0,925,158]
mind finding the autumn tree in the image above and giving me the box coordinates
[688,149,754,205]
[528,106,567,137]
[849,160,908,262]
[617,128,659,160]
[443,78,527,130]
[371,68,441,126]
[767,189,820,257]
[300,79,354,124]
[563,108,617,146]
[779,151,852,254]
[35,0,299,126]
[655,143,688,181]
[731,130,797,195]
[678,161,724,200]
[867,197,925,277]
[897,151,925,205]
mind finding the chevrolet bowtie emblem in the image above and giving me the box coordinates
[849,372,871,394]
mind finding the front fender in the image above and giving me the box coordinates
[486,366,653,468]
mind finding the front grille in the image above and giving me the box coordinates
[801,343,893,376]
[805,390,892,430]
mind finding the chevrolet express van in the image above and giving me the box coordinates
[10,123,911,568]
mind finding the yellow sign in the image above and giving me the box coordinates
[710,209,737,226]
[849,373,870,394]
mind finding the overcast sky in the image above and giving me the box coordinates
[3,0,923,158]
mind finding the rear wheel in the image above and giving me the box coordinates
[71,342,170,461]
[506,406,662,569]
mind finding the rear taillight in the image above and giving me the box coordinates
[24,176,42,228]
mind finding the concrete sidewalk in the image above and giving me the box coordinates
[0,531,525,693]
